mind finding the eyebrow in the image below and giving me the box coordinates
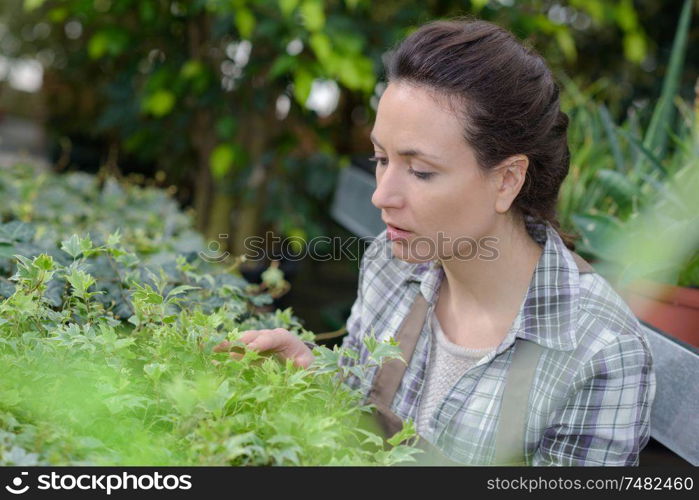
[370,133,442,161]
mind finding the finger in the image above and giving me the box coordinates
[294,350,315,369]
[213,340,232,352]
[239,330,268,344]
[246,331,288,353]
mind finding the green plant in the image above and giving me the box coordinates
[593,155,699,290]
[557,0,697,287]
[0,163,420,466]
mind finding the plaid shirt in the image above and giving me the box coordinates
[342,218,656,466]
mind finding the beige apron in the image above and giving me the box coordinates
[368,252,594,466]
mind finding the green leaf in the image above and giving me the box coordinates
[387,419,417,447]
[142,90,176,117]
[88,28,129,59]
[618,129,668,177]
[469,0,489,12]
[181,59,205,79]
[269,55,297,79]
[355,428,384,448]
[623,32,646,64]
[383,444,422,465]
[107,229,122,247]
[166,285,200,300]
[309,345,341,374]
[88,32,110,59]
[300,0,325,31]
[34,254,54,272]
[279,0,300,17]
[115,252,140,268]
[554,29,577,62]
[210,144,236,180]
[0,244,15,258]
[615,0,638,31]
[66,267,96,297]
[292,67,314,105]
[598,104,625,172]
[642,0,693,161]
[362,330,378,354]
[595,169,639,211]
[309,33,333,64]
[12,253,56,287]
[60,234,92,258]
[234,8,256,38]
[678,252,699,287]
[336,56,374,92]
[0,221,35,243]
[23,0,46,11]
[370,341,404,366]
[143,363,167,382]
[132,284,164,304]
[570,213,624,261]
[261,265,284,288]
[48,7,68,22]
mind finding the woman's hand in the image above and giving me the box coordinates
[214,328,315,369]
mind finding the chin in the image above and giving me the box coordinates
[389,240,436,264]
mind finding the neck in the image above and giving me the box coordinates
[439,216,544,320]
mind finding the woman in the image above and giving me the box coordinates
[216,19,656,466]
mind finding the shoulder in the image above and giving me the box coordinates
[573,271,654,370]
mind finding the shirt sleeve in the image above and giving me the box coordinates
[532,333,656,466]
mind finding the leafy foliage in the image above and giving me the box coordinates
[0,164,420,466]
[556,0,699,287]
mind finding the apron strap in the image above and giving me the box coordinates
[368,292,430,428]
[571,251,595,274]
[491,338,545,465]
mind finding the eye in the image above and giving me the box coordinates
[368,155,388,167]
[408,167,435,181]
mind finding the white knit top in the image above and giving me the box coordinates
[417,307,496,437]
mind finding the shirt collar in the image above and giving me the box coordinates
[403,217,581,352]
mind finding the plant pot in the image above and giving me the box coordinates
[621,279,699,349]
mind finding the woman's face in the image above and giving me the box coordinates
[370,82,504,263]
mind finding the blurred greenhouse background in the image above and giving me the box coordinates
[0,0,698,465]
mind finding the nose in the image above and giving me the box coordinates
[371,162,405,211]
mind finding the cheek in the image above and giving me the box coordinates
[419,185,493,238]
[418,186,470,227]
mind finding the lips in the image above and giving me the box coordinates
[385,223,412,241]
[387,223,410,232]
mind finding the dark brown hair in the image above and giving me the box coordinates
[384,18,577,249]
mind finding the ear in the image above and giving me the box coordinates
[493,155,529,214]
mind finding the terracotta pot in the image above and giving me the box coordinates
[621,279,699,349]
